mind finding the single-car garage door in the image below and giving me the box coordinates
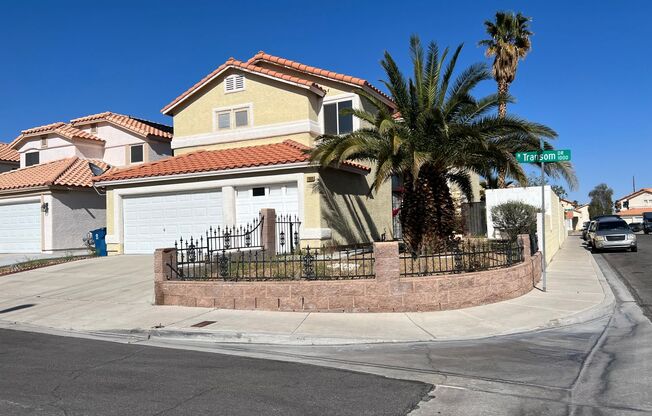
[236,183,299,225]
[0,201,42,253]
[123,190,222,254]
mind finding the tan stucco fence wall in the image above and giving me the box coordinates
[154,235,541,313]
[485,186,568,264]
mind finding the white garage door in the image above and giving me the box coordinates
[123,190,222,254]
[0,201,41,253]
[236,183,299,225]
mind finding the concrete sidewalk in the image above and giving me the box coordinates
[0,236,613,345]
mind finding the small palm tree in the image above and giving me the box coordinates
[479,11,533,118]
[312,36,557,252]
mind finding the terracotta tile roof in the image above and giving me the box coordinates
[96,140,369,183]
[0,157,110,192]
[0,143,19,163]
[617,208,652,217]
[70,112,173,141]
[162,58,326,114]
[247,51,395,106]
[616,188,652,203]
[11,122,104,149]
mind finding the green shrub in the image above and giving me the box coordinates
[491,201,538,242]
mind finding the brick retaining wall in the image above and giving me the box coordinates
[154,235,542,312]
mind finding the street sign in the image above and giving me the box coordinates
[515,149,571,163]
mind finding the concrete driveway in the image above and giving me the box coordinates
[0,253,66,267]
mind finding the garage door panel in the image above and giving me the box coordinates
[0,202,41,253]
[123,190,222,254]
[235,183,299,225]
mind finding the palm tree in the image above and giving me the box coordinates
[479,11,533,118]
[311,36,557,252]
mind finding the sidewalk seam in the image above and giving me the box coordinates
[290,312,311,335]
[403,313,437,340]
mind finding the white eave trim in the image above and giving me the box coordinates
[162,65,326,116]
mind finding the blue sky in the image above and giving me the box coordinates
[1,1,649,202]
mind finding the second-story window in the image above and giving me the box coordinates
[40,136,47,148]
[130,144,144,164]
[215,107,250,131]
[224,74,245,93]
[90,123,98,135]
[25,152,40,166]
[324,100,353,135]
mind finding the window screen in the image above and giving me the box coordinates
[130,145,144,163]
[25,152,39,166]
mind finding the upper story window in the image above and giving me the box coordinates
[224,74,245,93]
[215,106,250,131]
[324,100,353,135]
[40,136,47,148]
[25,152,39,167]
[130,144,144,164]
[90,123,98,134]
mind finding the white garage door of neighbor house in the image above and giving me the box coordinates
[236,183,299,225]
[123,190,223,254]
[0,201,42,253]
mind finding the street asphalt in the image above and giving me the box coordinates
[0,328,430,416]
[597,234,652,321]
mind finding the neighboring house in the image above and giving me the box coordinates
[0,113,172,254]
[95,52,400,254]
[615,188,652,223]
[0,143,19,173]
[576,204,590,226]
[559,198,579,230]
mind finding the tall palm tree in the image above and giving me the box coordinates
[479,11,533,118]
[311,36,557,252]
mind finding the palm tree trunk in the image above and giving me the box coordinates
[400,166,456,253]
[498,79,509,118]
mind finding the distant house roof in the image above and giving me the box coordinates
[617,207,652,217]
[0,157,110,192]
[11,122,104,149]
[161,58,327,115]
[95,139,369,184]
[70,112,173,141]
[616,188,652,203]
[0,143,19,163]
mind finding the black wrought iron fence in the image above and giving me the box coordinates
[171,244,374,281]
[275,214,301,254]
[400,239,523,277]
[204,217,263,252]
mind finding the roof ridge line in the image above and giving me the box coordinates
[48,157,80,186]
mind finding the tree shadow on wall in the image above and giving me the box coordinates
[312,171,381,246]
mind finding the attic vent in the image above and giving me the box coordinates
[225,74,245,92]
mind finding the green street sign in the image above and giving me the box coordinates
[515,149,571,163]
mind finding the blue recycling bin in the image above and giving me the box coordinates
[91,227,107,257]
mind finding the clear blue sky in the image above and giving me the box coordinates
[1,0,649,203]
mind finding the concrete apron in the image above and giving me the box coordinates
[0,238,615,346]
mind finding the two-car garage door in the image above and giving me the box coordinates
[0,201,41,253]
[122,184,299,254]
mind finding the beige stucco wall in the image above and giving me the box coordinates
[173,132,314,154]
[317,168,392,245]
[172,70,315,139]
[627,192,652,209]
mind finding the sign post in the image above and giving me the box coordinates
[515,148,572,293]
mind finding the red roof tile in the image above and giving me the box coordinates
[617,208,652,217]
[96,140,369,183]
[11,122,104,149]
[161,58,326,114]
[0,143,19,163]
[70,112,173,141]
[0,157,110,192]
[247,51,395,105]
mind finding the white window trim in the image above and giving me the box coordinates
[212,103,254,132]
[224,73,245,94]
[318,93,360,135]
[129,143,145,164]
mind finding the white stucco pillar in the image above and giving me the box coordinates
[222,186,236,226]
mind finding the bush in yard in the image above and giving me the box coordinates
[491,201,538,242]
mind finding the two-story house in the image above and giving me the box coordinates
[615,188,652,223]
[0,112,172,254]
[0,143,19,173]
[95,52,397,254]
